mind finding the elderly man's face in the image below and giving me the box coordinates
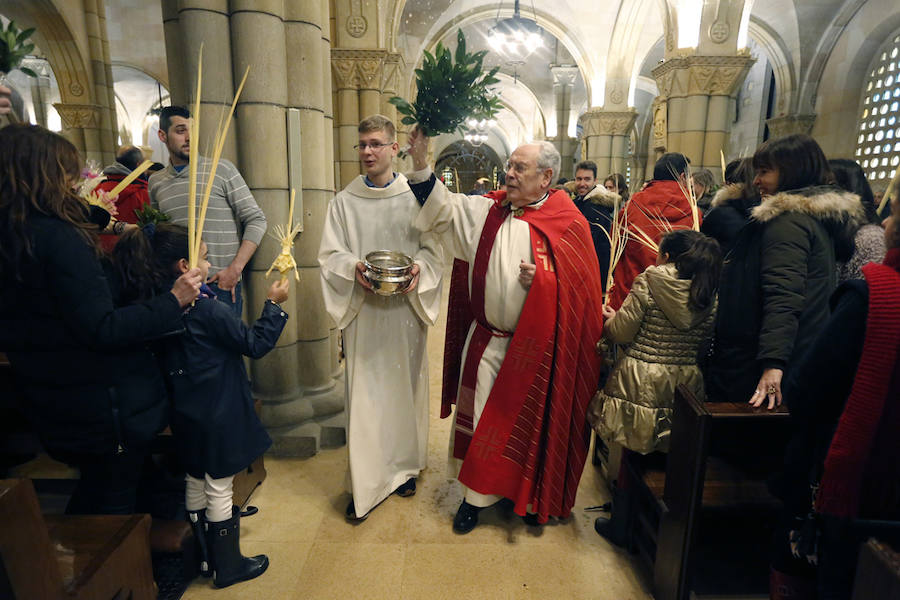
[505,145,552,208]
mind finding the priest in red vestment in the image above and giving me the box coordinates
[406,127,605,533]
[608,153,700,309]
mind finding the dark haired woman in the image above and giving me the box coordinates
[828,159,886,281]
[701,158,762,254]
[770,183,900,599]
[603,172,630,203]
[703,134,864,408]
[0,124,202,514]
[589,230,722,546]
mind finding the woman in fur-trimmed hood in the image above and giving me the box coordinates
[703,135,865,408]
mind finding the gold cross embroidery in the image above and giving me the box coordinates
[535,238,555,272]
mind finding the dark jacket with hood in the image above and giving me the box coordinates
[703,185,864,403]
[701,183,761,255]
[573,184,621,291]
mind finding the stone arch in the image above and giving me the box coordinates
[604,0,664,108]
[796,0,868,115]
[0,0,93,106]
[393,4,596,108]
[747,17,796,116]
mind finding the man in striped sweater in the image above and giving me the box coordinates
[150,106,267,316]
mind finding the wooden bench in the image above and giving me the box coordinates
[852,539,900,599]
[621,385,790,600]
[0,478,156,600]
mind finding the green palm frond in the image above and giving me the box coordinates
[389,29,502,137]
[0,20,37,76]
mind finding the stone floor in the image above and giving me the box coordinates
[183,287,654,600]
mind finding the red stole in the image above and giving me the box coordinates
[816,248,900,518]
[442,189,605,522]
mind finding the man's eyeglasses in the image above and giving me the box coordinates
[354,142,394,151]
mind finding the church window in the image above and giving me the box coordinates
[857,33,900,185]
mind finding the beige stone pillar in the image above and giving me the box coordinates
[578,109,638,180]
[160,0,187,105]
[551,66,578,178]
[766,114,816,139]
[331,50,362,189]
[174,0,238,164]
[82,0,116,163]
[229,0,292,435]
[249,0,344,455]
[652,54,754,177]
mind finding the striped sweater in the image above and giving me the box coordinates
[149,157,267,276]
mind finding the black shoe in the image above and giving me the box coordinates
[394,478,416,497]
[452,501,482,534]
[186,509,212,578]
[207,511,268,588]
[523,513,542,527]
[345,499,367,522]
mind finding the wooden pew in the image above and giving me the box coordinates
[852,539,900,600]
[620,385,789,600]
[0,478,156,600]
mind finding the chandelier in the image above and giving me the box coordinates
[486,0,544,64]
[464,117,496,147]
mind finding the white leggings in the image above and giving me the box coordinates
[185,473,234,523]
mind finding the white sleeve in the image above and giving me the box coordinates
[412,176,492,263]
[317,195,365,329]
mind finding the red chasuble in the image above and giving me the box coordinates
[441,188,605,523]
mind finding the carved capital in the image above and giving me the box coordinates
[578,109,638,137]
[766,114,817,138]
[550,65,579,88]
[382,53,403,94]
[52,103,102,129]
[652,55,755,99]
[331,49,389,90]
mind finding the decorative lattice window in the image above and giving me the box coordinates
[856,32,900,188]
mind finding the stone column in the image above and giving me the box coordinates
[578,109,638,179]
[174,0,238,164]
[249,0,344,456]
[25,59,50,128]
[160,0,187,105]
[766,114,816,139]
[551,66,578,178]
[652,54,754,176]
[229,0,292,436]
[83,0,117,162]
[331,49,362,189]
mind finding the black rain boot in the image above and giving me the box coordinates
[593,486,635,551]
[186,509,212,578]
[207,510,269,588]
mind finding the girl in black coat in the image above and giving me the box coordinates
[0,124,203,515]
[115,223,289,588]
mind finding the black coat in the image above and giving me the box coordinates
[700,183,760,256]
[573,185,620,291]
[703,186,863,403]
[0,215,183,461]
[164,295,287,479]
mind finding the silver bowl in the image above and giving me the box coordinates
[364,250,414,296]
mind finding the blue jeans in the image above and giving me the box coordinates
[208,281,243,317]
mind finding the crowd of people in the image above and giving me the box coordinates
[1,84,898,597]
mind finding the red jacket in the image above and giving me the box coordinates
[96,174,150,252]
[608,179,700,309]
